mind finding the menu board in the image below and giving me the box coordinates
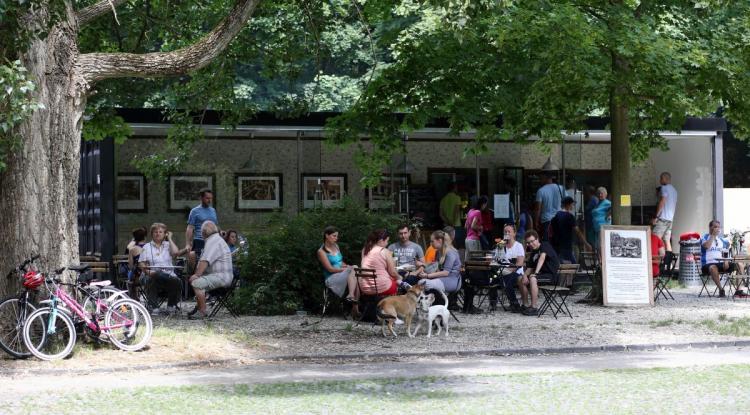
[601,225,654,306]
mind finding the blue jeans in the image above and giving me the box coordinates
[453,227,466,249]
[503,272,521,306]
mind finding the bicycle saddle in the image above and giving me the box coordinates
[88,280,111,287]
[68,264,91,272]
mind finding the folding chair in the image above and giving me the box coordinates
[654,252,676,302]
[206,276,240,318]
[463,257,501,311]
[354,268,389,324]
[538,264,578,319]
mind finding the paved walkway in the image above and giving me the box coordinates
[3,346,750,400]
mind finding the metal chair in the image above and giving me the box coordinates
[206,276,240,318]
[354,268,389,324]
[538,264,578,319]
[654,252,676,302]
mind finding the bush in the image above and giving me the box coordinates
[230,197,402,315]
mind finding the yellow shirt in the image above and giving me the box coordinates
[440,192,462,226]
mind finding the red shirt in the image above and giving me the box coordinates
[651,234,664,277]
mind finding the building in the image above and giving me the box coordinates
[83,109,726,254]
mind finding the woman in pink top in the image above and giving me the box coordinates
[464,196,487,261]
[360,229,401,296]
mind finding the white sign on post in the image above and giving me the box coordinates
[601,225,654,306]
[493,194,510,219]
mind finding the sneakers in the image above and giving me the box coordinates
[522,307,539,316]
[399,281,412,290]
[510,303,523,314]
[394,318,404,325]
[735,290,747,298]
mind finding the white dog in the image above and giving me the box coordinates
[413,292,450,337]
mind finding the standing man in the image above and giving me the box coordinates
[186,188,218,271]
[188,221,233,319]
[653,172,678,252]
[534,173,565,241]
[701,220,733,298]
[550,197,592,263]
[440,183,464,248]
[388,224,425,285]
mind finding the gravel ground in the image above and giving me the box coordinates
[2,286,750,370]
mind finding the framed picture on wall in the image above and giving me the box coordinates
[366,174,410,211]
[235,174,283,211]
[301,174,347,209]
[117,174,147,212]
[168,174,215,211]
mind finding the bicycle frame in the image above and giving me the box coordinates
[45,282,134,334]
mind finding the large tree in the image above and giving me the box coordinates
[330,1,750,223]
[0,0,260,295]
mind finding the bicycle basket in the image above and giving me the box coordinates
[23,270,44,290]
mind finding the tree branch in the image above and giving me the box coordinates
[77,0,128,26]
[78,0,260,84]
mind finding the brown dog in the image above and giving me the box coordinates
[376,284,425,337]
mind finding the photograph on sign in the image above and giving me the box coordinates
[601,225,653,306]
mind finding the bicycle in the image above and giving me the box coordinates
[22,268,152,361]
[0,254,42,358]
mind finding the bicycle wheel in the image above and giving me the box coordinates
[0,297,36,358]
[83,287,129,317]
[22,307,76,361]
[105,299,152,352]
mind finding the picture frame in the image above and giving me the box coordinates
[301,174,347,209]
[235,173,283,211]
[168,174,215,212]
[366,174,410,211]
[117,174,147,212]
[601,225,654,307]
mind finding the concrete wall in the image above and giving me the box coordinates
[115,133,715,251]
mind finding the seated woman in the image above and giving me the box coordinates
[138,222,188,315]
[360,229,403,297]
[317,226,358,303]
[224,229,242,279]
[125,226,148,298]
[417,230,461,294]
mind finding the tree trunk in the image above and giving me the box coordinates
[0,12,86,297]
[610,55,632,226]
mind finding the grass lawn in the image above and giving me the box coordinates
[16,364,750,414]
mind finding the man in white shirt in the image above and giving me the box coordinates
[654,172,678,252]
[189,221,233,319]
[701,220,734,298]
[495,224,525,313]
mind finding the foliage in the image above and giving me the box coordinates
[0,60,43,172]
[329,1,750,187]
[230,196,401,315]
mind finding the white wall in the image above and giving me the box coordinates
[723,188,750,233]
[650,136,715,241]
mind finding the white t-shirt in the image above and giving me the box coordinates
[138,241,176,277]
[495,241,525,275]
[658,184,678,221]
[701,233,730,265]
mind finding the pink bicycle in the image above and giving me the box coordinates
[22,267,152,361]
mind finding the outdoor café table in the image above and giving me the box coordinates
[726,256,750,299]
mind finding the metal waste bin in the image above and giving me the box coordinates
[679,238,702,287]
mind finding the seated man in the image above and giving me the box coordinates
[701,220,734,298]
[189,220,234,319]
[138,223,186,315]
[387,223,425,285]
[520,230,560,316]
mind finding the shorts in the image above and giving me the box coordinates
[529,273,558,285]
[325,268,351,298]
[192,239,205,256]
[701,262,735,275]
[382,279,398,296]
[191,273,231,291]
[652,219,673,240]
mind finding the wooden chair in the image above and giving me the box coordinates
[538,264,578,319]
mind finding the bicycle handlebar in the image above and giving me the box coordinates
[5,254,41,279]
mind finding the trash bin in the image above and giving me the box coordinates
[679,233,702,287]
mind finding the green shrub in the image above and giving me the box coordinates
[230,197,402,315]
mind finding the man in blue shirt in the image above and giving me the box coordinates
[186,188,218,270]
[534,173,565,241]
